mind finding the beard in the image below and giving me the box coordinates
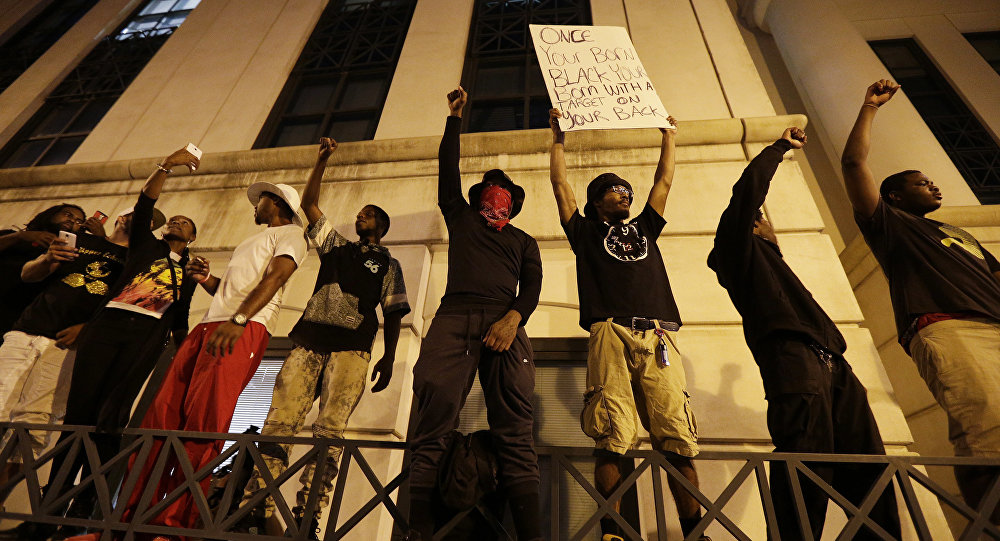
[45,222,66,234]
[605,206,630,222]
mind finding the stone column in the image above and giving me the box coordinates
[743,0,978,205]
[0,0,52,43]
[907,15,1000,143]
[0,0,142,148]
[71,0,329,163]
[373,0,475,140]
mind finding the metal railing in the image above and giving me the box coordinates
[1,423,998,541]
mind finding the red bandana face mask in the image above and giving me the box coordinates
[479,184,512,231]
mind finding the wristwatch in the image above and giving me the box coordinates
[230,313,248,327]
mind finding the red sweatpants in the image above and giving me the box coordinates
[120,320,270,533]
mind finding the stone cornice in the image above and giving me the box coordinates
[0,115,806,191]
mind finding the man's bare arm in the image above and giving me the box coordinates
[143,147,200,200]
[205,255,298,356]
[647,116,678,217]
[0,231,56,253]
[235,255,297,320]
[841,80,900,219]
[21,239,76,282]
[301,138,337,226]
[548,109,578,225]
[185,257,219,295]
[370,311,404,393]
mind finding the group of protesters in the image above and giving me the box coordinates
[0,79,996,541]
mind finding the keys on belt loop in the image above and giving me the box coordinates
[654,328,670,367]
[808,343,834,371]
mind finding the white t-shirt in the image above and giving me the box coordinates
[203,224,308,333]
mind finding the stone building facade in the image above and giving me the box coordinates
[0,0,997,538]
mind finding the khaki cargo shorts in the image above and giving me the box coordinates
[580,320,699,457]
[909,317,1000,457]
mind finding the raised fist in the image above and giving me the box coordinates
[864,79,900,108]
[782,127,807,149]
[318,137,337,160]
[447,86,468,116]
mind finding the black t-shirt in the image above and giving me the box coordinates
[14,234,127,338]
[856,199,1000,344]
[0,230,48,338]
[290,215,411,354]
[563,204,681,330]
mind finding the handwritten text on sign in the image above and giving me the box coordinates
[529,24,670,131]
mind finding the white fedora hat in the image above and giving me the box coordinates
[246,182,303,227]
[114,206,167,230]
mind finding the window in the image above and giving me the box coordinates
[116,0,200,40]
[255,0,417,148]
[219,339,293,466]
[871,39,1000,203]
[460,0,592,133]
[0,0,98,93]
[965,31,1000,76]
[0,0,201,169]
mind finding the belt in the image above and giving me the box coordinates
[609,317,679,332]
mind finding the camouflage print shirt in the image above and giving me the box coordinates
[289,214,410,354]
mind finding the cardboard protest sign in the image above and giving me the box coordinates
[529,24,671,131]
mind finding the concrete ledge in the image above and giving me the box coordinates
[929,204,1000,227]
[0,114,810,189]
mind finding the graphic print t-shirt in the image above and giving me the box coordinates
[563,204,681,330]
[856,198,1000,344]
[14,234,127,338]
[106,250,183,318]
[202,224,308,334]
[289,215,410,354]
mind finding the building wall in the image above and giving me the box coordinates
[735,0,1000,532]
[0,0,986,536]
[0,119,948,537]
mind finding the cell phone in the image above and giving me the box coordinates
[185,142,203,159]
[92,211,108,224]
[58,231,77,249]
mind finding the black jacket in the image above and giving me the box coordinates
[707,139,846,355]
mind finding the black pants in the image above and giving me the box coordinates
[47,309,167,509]
[409,309,538,496]
[757,338,901,541]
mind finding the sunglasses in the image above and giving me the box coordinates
[605,184,633,200]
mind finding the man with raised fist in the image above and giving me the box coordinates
[710,127,899,540]
[406,87,543,541]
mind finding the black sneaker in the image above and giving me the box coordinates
[283,506,319,540]
[232,504,268,535]
[0,520,58,540]
[49,524,88,540]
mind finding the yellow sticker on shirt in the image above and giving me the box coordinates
[939,224,984,260]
